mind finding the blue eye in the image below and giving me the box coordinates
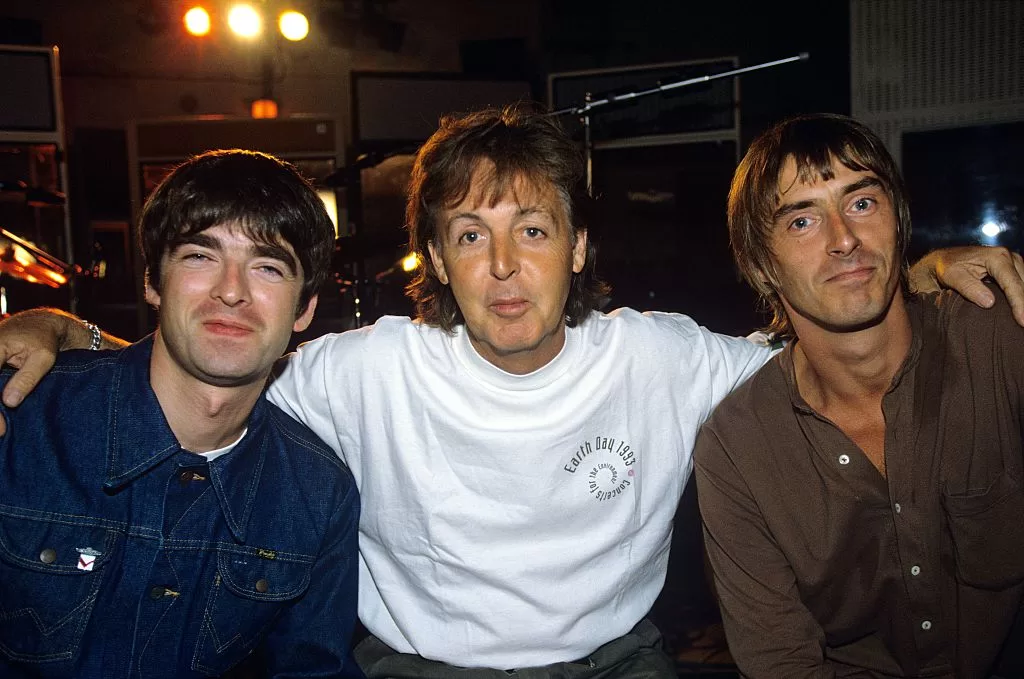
[259,265,285,277]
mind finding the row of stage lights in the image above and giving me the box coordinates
[183,5,310,41]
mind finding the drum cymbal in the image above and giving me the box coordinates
[0,229,69,288]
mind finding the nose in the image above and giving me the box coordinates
[826,212,861,258]
[211,262,251,306]
[489,233,519,280]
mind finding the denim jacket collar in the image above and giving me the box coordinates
[103,334,267,542]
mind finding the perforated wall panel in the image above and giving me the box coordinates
[850,0,1024,163]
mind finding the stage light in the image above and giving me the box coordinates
[279,10,309,41]
[228,4,262,38]
[981,221,1000,238]
[183,6,211,36]
[401,253,420,272]
[251,98,279,119]
[980,220,1004,238]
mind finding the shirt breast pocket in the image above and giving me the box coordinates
[0,514,118,663]
[943,473,1024,589]
[193,547,312,675]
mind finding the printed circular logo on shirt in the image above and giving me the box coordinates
[561,435,637,502]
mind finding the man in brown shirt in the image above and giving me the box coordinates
[695,113,1024,678]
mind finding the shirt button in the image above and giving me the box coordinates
[838,454,850,465]
[921,620,932,630]
[39,548,57,564]
[149,586,167,600]
[894,502,902,514]
[255,579,270,593]
[911,565,921,576]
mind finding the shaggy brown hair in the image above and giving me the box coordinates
[728,113,911,338]
[405,105,609,330]
[140,149,334,316]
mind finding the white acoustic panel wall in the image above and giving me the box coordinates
[850,0,1024,163]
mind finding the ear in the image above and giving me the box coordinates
[143,269,161,308]
[571,229,588,274]
[426,241,449,285]
[293,295,318,333]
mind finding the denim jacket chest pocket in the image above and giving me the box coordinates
[192,545,312,675]
[0,513,120,664]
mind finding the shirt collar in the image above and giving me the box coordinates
[451,320,580,391]
[103,334,268,542]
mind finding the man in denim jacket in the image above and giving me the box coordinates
[0,150,362,677]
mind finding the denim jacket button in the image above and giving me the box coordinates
[39,548,57,564]
[149,586,166,600]
[255,579,269,593]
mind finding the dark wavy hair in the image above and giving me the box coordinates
[728,113,911,339]
[405,104,609,330]
[139,149,335,316]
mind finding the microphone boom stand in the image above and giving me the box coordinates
[550,53,810,194]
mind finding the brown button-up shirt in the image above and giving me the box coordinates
[694,289,1024,678]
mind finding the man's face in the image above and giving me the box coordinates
[428,166,587,375]
[146,223,316,387]
[767,156,902,334]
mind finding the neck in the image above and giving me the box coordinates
[149,333,265,453]
[470,326,567,375]
[790,294,912,412]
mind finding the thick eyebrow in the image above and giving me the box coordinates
[772,176,885,223]
[772,199,815,223]
[840,176,885,197]
[253,242,298,276]
[171,233,298,276]
[175,232,218,250]
[445,206,555,228]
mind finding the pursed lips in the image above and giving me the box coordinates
[487,296,530,317]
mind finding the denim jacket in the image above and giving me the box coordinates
[0,336,362,678]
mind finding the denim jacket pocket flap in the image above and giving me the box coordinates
[943,473,1024,589]
[0,514,116,575]
[216,548,312,601]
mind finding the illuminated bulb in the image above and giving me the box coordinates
[184,7,211,36]
[980,221,1002,238]
[228,4,262,38]
[278,11,309,41]
[401,253,419,272]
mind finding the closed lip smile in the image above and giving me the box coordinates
[489,297,529,317]
[826,266,875,283]
[202,318,255,335]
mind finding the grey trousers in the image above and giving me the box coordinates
[354,619,677,679]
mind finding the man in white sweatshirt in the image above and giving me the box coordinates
[0,105,1022,678]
